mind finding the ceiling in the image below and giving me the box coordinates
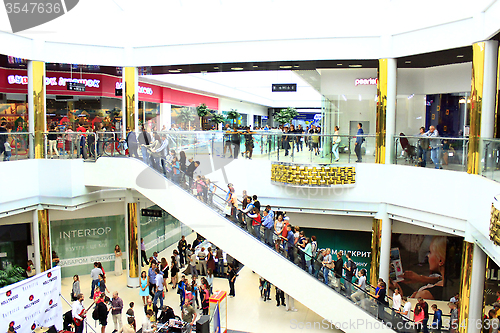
[143,71,323,109]
[1,0,497,48]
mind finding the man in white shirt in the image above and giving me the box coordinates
[72,293,86,333]
[153,268,166,308]
[142,310,155,333]
[351,269,367,309]
[190,252,198,277]
[197,248,207,276]
[399,296,412,321]
[425,125,441,169]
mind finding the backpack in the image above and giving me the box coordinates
[92,306,99,320]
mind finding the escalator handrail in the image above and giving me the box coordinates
[121,155,415,329]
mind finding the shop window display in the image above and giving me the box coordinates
[139,101,160,131]
[0,93,29,157]
[46,96,122,132]
[171,105,201,130]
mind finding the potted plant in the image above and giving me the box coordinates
[210,112,226,129]
[274,107,298,126]
[226,109,240,127]
[196,104,210,130]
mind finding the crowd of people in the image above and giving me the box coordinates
[70,234,236,333]
[219,184,478,332]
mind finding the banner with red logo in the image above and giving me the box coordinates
[0,266,62,332]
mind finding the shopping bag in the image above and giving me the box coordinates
[224,204,232,215]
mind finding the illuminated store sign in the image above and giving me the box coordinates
[354,78,378,86]
[7,75,101,88]
[115,82,154,95]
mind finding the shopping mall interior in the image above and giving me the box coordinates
[1,1,500,333]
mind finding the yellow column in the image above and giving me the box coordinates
[38,209,51,272]
[496,45,500,138]
[376,60,388,164]
[28,61,46,159]
[128,203,139,279]
[124,67,138,133]
[458,242,474,333]
[370,218,382,287]
[468,43,485,174]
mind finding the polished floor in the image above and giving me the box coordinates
[60,233,336,333]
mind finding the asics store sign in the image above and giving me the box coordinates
[8,75,100,88]
[115,82,154,95]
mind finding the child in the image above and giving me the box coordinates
[191,275,200,309]
[4,141,12,161]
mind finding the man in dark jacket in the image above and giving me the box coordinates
[178,236,187,268]
[186,160,200,188]
[334,251,344,293]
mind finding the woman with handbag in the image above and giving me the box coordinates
[71,275,80,301]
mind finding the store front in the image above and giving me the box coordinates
[0,56,218,134]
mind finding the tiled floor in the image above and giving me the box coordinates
[60,233,337,333]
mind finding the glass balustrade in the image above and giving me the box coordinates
[393,135,468,172]
[0,132,32,162]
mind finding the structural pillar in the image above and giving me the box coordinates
[458,242,474,333]
[376,58,397,164]
[468,244,486,333]
[126,202,140,287]
[123,67,139,134]
[468,41,499,174]
[27,60,46,159]
[370,218,382,287]
[160,103,172,131]
[37,209,51,272]
[371,205,392,286]
[31,210,41,274]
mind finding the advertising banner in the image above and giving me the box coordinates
[0,266,62,332]
[485,259,500,305]
[301,228,372,280]
[390,234,462,301]
[51,215,125,278]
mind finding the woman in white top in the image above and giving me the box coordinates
[332,126,340,162]
[392,288,402,312]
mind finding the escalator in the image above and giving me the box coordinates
[84,157,411,333]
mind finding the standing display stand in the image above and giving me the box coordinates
[209,290,227,333]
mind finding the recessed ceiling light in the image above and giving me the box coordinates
[349,64,362,68]
[279,65,293,69]
[214,66,219,69]
[231,67,244,70]
[168,70,181,73]
[293,65,300,68]
[177,69,182,71]
[405,61,411,64]
[253,65,258,68]
[457,55,464,58]
[337,63,343,66]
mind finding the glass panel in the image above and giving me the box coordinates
[393,135,468,172]
[0,131,31,161]
[482,139,500,181]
